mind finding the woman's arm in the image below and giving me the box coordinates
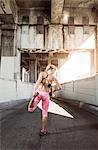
[52,76,61,92]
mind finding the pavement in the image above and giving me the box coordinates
[0,98,98,150]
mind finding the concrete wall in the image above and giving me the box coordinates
[18,9,49,25]
[64,26,95,50]
[0,78,34,103]
[1,30,14,56]
[18,8,96,25]
[16,80,34,100]
[0,56,34,103]
[62,8,95,25]
[19,25,95,50]
[21,26,44,49]
[56,74,98,106]
[0,56,21,80]
[17,8,96,51]
[1,57,15,80]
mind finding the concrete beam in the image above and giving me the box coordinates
[7,0,18,23]
[0,0,12,14]
[53,52,68,58]
[51,0,64,23]
[0,0,18,23]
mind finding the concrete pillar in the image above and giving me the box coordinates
[95,7,98,101]
[13,25,17,56]
[90,49,95,75]
[30,59,38,83]
[14,26,21,80]
[0,25,2,76]
[45,26,48,49]
[58,57,68,82]
[17,51,21,80]
[0,26,1,75]
[48,53,53,64]
[7,0,18,23]
[35,59,37,82]
[30,60,35,83]
[51,0,64,23]
[95,74,98,106]
[17,26,21,49]
[96,23,98,73]
[58,59,66,82]
[48,25,63,50]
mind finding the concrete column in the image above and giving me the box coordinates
[58,57,68,82]
[95,74,98,106]
[90,49,95,75]
[17,26,21,49]
[0,26,1,75]
[13,25,17,56]
[45,26,48,49]
[14,26,21,80]
[48,25,63,50]
[48,53,53,64]
[7,0,18,23]
[15,50,21,80]
[51,0,64,23]
[96,23,98,73]
[35,59,37,82]
[30,60,35,83]
[58,59,66,82]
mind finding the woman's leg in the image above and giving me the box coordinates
[42,117,47,132]
[28,95,41,112]
[41,94,49,132]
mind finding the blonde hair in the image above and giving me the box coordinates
[46,64,57,71]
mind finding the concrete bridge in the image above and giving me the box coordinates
[0,0,98,149]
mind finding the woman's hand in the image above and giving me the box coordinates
[33,91,38,98]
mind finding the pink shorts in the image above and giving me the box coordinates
[29,89,50,118]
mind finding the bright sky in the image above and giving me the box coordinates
[58,51,91,83]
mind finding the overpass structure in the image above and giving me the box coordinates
[0,0,98,149]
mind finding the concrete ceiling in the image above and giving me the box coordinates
[14,0,98,23]
[15,0,98,9]
[64,0,98,8]
[1,0,98,14]
[0,0,17,23]
[15,0,51,8]
[1,0,98,23]
[0,0,13,14]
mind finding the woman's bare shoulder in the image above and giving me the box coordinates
[39,71,47,78]
[38,72,44,78]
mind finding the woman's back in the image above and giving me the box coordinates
[33,64,61,93]
[38,71,53,92]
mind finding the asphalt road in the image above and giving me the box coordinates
[0,99,98,150]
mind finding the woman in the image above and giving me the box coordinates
[28,64,61,135]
